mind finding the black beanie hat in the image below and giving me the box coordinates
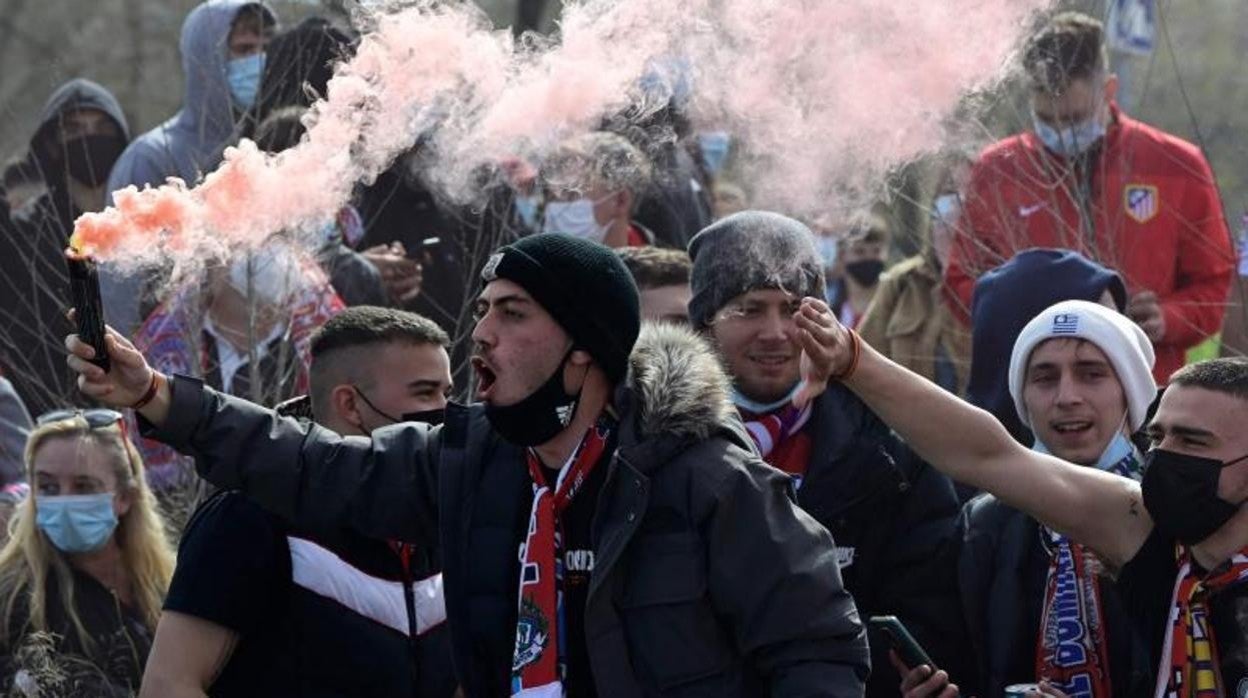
[481,235,641,384]
[687,211,825,329]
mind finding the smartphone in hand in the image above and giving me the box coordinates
[66,254,110,373]
[869,615,934,669]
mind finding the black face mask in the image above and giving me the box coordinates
[845,259,885,287]
[1142,448,1248,545]
[484,349,579,447]
[400,408,445,428]
[62,134,125,188]
[353,385,446,429]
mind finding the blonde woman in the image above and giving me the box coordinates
[0,409,174,693]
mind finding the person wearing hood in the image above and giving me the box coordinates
[901,300,1158,698]
[859,159,972,394]
[944,12,1234,385]
[0,78,130,418]
[688,211,967,698]
[102,0,278,337]
[249,16,353,133]
[966,249,1128,452]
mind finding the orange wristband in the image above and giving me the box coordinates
[131,372,162,410]
[831,329,862,382]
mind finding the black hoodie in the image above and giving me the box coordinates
[0,79,130,417]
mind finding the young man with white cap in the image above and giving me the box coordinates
[781,293,1248,696]
[904,300,1158,697]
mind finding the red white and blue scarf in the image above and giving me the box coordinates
[738,400,813,490]
[511,416,612,697]
[1035,437,1141,698]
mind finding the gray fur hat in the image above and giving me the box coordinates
[687,211,825,328]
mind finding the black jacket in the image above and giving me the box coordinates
[956,495,1154,697]
[632,144,713,249]
[795,384,968,696]
[0,79,130,416]
[146,323,869,696]
[1,567,149,696]
[316,240,387,307]
[165,490,456,697]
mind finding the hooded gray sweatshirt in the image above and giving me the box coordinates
[102,0,277,335]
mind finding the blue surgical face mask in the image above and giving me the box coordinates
[542,198,611,242]
[227,52,266,109]
[1032,413,1142,480]
[698,131,731,176]
[1032,111,1106,158]
[932,193,961,227]
[731,384,800,415]
[514,195,540,229]
[36,493,119,554]
[815,236,839,270]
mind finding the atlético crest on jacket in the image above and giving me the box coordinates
[1124,184,1159,223]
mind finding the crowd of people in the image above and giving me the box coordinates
[1,2,1246,696]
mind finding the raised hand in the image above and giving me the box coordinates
[363,242,424,304]
[792,297,858,409]
[65,321,157,408]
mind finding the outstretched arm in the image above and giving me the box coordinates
[65,326,441,547]
[794,298,1153,568]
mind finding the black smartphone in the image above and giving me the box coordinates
[66,255,110,373]
[868,615,933,669]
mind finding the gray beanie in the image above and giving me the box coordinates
[687,211,825,328]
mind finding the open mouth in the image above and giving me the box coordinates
[1050,420,1094,435]
[472,356,497,400]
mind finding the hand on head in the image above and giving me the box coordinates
[64,313,156,408]
[792,297,858,409]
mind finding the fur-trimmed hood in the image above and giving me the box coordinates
[620,322,737,441]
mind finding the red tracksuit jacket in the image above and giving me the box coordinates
[945,105,1234,383]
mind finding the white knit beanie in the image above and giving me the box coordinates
[1008,300,1157,432]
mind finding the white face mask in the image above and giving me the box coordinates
[730,384,801,414]
[542,196,613,242]
[815,236,839,270]
[227,243,301,309]
[1031,110,1107,157]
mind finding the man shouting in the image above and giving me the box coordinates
[68,235,868,696]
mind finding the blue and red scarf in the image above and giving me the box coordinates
[1034,436,1141,698]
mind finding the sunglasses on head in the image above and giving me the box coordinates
[36,408,124,428]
